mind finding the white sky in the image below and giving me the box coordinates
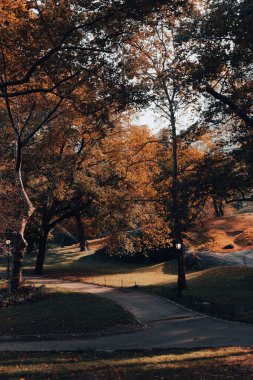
[132,109,163,133]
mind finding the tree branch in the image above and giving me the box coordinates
[205,83,253,128]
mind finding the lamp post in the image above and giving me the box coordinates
[176,240,186,297]
[5,240,11,280]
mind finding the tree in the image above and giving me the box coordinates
[182,0,253,129]
[126,5,203,290]
[24,100,116,274]
[75,214,89,252]
[91,123,166,258]
[2,0,186,290]
[0,0,173,289]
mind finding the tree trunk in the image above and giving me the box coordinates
[10,233,27,291]
[9,136,35,291]
[75,214,87,251]
[34,210,50,275]
[34,229,49,275]
[213,197,224,217]
[218,201,224,217]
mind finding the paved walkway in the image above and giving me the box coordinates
[0,277,252,351]
[32,277,193,323]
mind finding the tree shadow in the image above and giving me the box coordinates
[0,349,252,379]
[32,245,170,277]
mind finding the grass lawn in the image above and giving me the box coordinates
[0,347,252,379]
[0,290,138,336]
[24,244,180,287]
[2,242,253,323]
[30,244,253,298]
[150,266,253,323]
[178,266,253,304]
[21,244,253,323]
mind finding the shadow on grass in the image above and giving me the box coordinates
[0,349,252,379]
[36,245,177,278]
[0,291,136,337]
[182,266,253,302]
[142,266,253,323]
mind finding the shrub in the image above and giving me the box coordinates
[0,285,48,308]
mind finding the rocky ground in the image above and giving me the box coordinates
[186,210,253,269]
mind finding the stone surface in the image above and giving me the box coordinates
[185,249,253,270]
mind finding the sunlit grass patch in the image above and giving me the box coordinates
[0,347,252,379]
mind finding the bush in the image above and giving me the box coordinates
[0,285,48,308]
[105,229,173,263]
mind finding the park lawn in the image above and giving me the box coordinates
[149,266,253,323]
[28,245,253,323]
[148,266,253,303]
[3,244,253,322]
[0,347,252,379]
[27,244,180,287]
[181,266,253,304]
[0,290,138,336]
[37,246,253,307]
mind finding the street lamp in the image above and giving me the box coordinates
[175,241,184,297]
[5,240,11,280]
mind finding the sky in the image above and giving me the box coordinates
[132,109,163,133]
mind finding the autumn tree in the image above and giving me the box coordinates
[0,1,97,289]
[0,0,176,289]
[23,90,127,274]
[89,122,167,259]
[126,4,203,290]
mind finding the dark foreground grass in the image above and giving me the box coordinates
[183,266,253,304]
[0,290,138,336]
[148,266,253,323]
[0,347,252,379]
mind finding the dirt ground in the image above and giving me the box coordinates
[189,208,253,253]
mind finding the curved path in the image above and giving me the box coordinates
[0,276,253,351]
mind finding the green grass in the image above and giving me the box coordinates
[0,290,138,336]
[34,244,179,287]
[33,245,253,302]
[0,347,252,379]
[2,243,253,323]
[149,266,253,323]
[27,244,253,323]
[183,266,253,304]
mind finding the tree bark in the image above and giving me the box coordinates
[34,228,49,275]
[75,214,87,251]
[34,209,51,275]
[10,136,35,291]
[213,197,224,217]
